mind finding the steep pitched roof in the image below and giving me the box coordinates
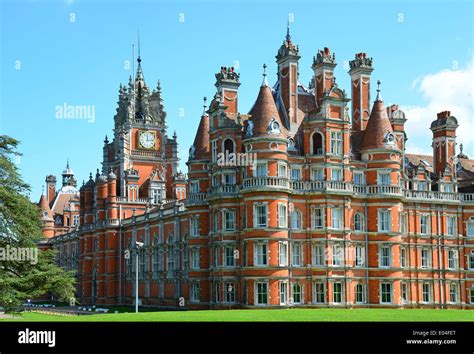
[191,114,210,160]
[360,99,394,150]
[248,84,287,137]
[39,194,53,220]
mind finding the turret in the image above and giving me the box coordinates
[348,52,373,131]
[45,175,56,205]
[275,23,300,132]
[39,193,54,238]
[430,110,458,179]
[215,66,240,114]
[312,47,337,105]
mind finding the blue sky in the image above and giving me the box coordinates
[1,0,473,200]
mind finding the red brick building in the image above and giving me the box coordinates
[41,31,474,309]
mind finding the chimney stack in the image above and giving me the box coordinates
[348,52,373,131]
[430,110,458,177]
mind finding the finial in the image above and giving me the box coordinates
[137,30,141,64]
[286,18,291,42]
[375,80,382,102]
[460,143,464,154]
[203,96,207,114]
[89,172,93,180]
[262,63,269,87]
[66,158,69,169]
[42,185,45,195]
[173,130,177,139]
[104,135,109,144]
[157,80,161,92]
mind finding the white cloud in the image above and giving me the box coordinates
[401,59,474,157]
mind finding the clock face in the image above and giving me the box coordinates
[139,131,155,149]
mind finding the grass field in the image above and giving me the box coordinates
[1,308,473,322]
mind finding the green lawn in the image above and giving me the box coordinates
[1,308,473,322]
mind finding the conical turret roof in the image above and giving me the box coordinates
[191,114,210,160]
[360,82,394,150]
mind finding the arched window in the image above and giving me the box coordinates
[356,283,364,303]
[291,210,302,229]
[312,132,323,155]
[223,138,235,155]
[354,213,364,232]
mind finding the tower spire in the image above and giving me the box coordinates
[286,18,291,42]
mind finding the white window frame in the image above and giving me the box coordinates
[330,131,342,156]
[290,166,302,181]
[256,282,269,305]
[378,209,391,232]
[447,249,457,270]
[224,246,235,267]
[292,242,302,267]
[256,162,267,177]
[420,214,430,235]
[447,216,456,237]
[312,244,325,266]
[190,216,200,237]
[332,282,343,304]
[331,207,343,230]
[224,210,236,231]
[400,247,407,268]
[312,207,325,229]
[401,282,409,303]
[422,283,432,303]
[278,241,288,266]
[448,283,458,303]
[253,203,268,228]
[354,212,364,232]
[377,171,391,186]
[280,281,288,305]
[254,242,268,266]
[332,244,343,267]
[189,181,199,194]
[331,167,343,181]
[211,140,218,162]
[379,245,391,268]
[355,283,364,304]
[190,248,200,270]
[293,283,303,304]
[311,168,324,181]
[190,282,200,302]
[468,219,474,237]
[421,248,431,269]
[380,282,392,304]
[278,203,288,228]
[355,245,365,267]
[353,171,365,185]
[313,282,326,304]
[278,163,287,178]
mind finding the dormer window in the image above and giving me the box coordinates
[288,138,296,150]
[268,118,281,134]
[246,121,254,137]
[384,132,395,145]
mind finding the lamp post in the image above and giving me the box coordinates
[135,241,144,313]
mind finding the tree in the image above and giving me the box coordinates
[0,135,75,312]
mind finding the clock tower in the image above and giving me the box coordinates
[103,54,180,204]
